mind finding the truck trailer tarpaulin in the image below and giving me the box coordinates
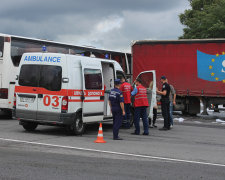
[132,39,225,115]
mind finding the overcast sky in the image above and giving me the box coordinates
[0,0,190,52]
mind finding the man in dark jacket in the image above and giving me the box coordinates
[156,76,171,130]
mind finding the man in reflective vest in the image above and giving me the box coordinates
[131,78,149,135]
[120,77,133,128]
[109,79,125,140]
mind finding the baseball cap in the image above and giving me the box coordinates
[160,76,167,80]
[114,79,121,85]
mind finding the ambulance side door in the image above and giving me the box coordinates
[81,59,104,123]
[136,70,156,120]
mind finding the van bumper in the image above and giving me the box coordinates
[59,112,76,125]
[16,109,76,126]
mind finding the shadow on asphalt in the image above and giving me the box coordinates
[16,122,114,137]
[0,111,13,120]
[0,110,114,136]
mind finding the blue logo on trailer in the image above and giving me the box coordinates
[197,50,225,82]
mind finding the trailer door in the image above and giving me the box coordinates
[81,59,104,123]
[136,70,156,120]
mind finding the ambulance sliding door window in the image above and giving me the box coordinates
[84,69,102,90]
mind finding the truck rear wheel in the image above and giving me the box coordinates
[67,113,85,135]
[22,122,38,131]
[182,97,200,116]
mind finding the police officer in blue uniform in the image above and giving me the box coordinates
[109,79,125,140]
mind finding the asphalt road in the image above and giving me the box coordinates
[0,111,225,180]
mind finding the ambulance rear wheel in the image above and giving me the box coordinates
[68,114,85,135]
[22,122,38,131]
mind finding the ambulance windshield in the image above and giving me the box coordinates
[19,65,62,91]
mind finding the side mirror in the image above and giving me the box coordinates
[62,77,69,83]
[0,51,2,57]
[16,75,19,80]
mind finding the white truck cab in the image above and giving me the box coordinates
[15,53,125,135]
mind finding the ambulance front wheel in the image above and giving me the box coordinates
[22,122,38,131]
[67,113,85,135]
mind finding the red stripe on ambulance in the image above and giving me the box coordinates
[15,86,104,97]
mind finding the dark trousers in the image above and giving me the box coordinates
[161,100,170,129]
[169,102,173,126]
[134,106,149,134]
[112,110,123,139]
[149,108,157,125]
[123,103,131,127]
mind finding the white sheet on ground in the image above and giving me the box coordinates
[174,118,185,122]
[216,119,225,123]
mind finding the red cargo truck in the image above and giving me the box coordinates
[132,39,225,115]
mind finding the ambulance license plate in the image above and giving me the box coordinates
[20,97,35,103]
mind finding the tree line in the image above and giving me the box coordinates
[179,0,225,39]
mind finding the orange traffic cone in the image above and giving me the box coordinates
[94,123,106,143]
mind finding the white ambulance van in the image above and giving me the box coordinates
[15,52,125,135]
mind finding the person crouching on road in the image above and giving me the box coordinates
[131,78,149,135]
[120,77,133,129]
[109,79,125,140]
[156,76,171,130]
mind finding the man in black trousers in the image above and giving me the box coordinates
[156,76,171,130]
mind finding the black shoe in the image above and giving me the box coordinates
[131,132,139,135]
[153,124,157,128]
[113,137,123,140]
[142,133,149,135]
[159,127,168,131]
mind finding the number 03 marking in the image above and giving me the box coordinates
[52,96,59,107]
[43,95,59,107]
